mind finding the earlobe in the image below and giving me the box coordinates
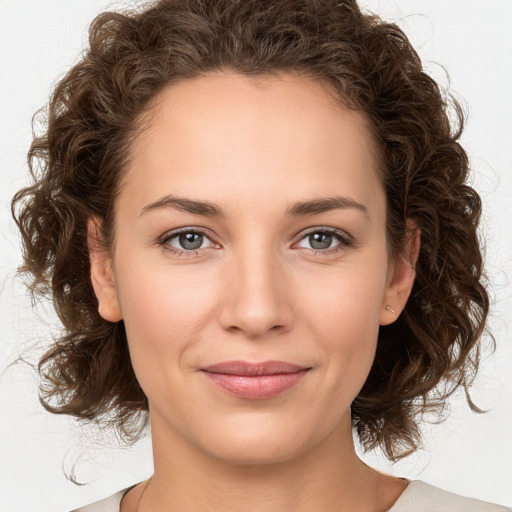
[379,221,421,326]
[87,219,122,323]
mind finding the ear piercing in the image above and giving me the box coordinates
[385,305,397,315]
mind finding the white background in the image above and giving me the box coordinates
[1,1,511,510]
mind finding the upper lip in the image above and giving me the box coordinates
[201,360,310,376]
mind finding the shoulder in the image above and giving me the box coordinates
[389,481,511,512]
[70,488,128,512]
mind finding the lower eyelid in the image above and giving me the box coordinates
[159,228,217,250]
[158,228,352,255]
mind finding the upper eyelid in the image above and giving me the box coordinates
[295,226,353,242]
[160,225,350,238]
[160,226,215,241]
[158,227,217,252]
[159,226,353,250]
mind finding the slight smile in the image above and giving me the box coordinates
[200,361,312,400]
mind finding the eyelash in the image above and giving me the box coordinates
[158,227,354,257]
[159,227,216,257]
[296,227,353,255]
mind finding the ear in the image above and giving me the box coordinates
[87,218,122,322]
[379,220,421,325]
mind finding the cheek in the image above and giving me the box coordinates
[298,258,387,335]
[118,255,218,325]
[296,257,387,385]
[114,261,219,385]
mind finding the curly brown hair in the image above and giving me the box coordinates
[12,0,489,460]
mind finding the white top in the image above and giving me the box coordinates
[73,480,511,511]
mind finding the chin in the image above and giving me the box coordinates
[195,417,321,466]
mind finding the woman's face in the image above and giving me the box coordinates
[90,71,415,464]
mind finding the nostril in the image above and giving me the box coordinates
[217,265,293,337]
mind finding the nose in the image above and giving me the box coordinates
[217,246,293,339]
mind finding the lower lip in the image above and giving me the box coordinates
[202,370,310,399]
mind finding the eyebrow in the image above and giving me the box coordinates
[141,195,224,217]
[141,194,369,220]
[286,196,370,219]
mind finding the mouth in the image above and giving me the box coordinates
[200,360,312,400]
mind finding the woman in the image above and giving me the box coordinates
[10,0,511,510]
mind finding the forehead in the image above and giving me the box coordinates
[121,71,384,216]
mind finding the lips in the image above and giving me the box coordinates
[200,360,311,400]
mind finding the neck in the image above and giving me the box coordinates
[131,413,404,512]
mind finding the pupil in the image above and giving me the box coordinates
[179,232,203,250]
[310,232,332,250]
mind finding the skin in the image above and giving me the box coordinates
[89,71,419,511]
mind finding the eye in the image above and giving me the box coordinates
[296,228,352,253]
[160,228,217,254]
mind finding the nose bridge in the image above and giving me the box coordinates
[218,237,292,338]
